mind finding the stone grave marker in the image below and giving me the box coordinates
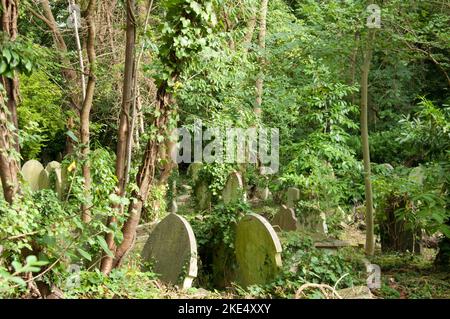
[297,210,329,234]
[286,187,300,208]
[235,213,282,287]
[21,160,45,192]
[194,181,211,210]
[222,171,245,204]
[272,205,298,231]
[257,186,270,201]
[187,162,203,183]
[141,213,198,289]
[46,161,63,199]
[409,166,425,185]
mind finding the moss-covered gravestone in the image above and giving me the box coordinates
[141,213,198,289]
[286,187,300,208]
[222,171,245,204]
[272,205,298,231]
[187,162,203,184]
[235,213,282,287]
[194,181,211,210]
[21,160,45,192]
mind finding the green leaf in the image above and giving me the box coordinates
[11,261,22,273]
[0,61,7,74]
[77,248,92,261]
[66,130,79,142]
[9,276,26,286]
[96,235,114,257]
[190,1,202,15]
[2,49,11,63]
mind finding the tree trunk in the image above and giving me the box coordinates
[101,0,137,273]
[255,0,268,116]
[361,30,376,256]
[242,12,257,52]
[0,0,20,204]
[112,84,174,269]
[80,0,97,223]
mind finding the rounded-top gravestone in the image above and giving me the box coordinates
[272,205,298,231]
[21,160,45,192]
[222,171,245,204]
[235,213,282,287]
[141,213,198,289]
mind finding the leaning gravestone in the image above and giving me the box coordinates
[235,213,283,287]
[272,205,298,231]
[21,160,45,192]
[187,162,203,184]
[222,171,245,204]
[286,187,300,208]
[141,213,198,289]
[194,181,211,210]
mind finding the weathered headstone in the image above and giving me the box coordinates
[409,166,424,185]
[297,210,328,234]
[21,160,45,192]
[141,214,198,289]
[194,181,211,210]
[187,162,203,184]
[38,169,50,190]
[286,187,300,208]
[257,186,271,201]
[46,161,63,199]
[235,213,282,287]
[272,205,298,231]
[222,171,245,204]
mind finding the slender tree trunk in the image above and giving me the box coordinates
[242,12,257,52]
[349,32,360,105]
[255,0,268,116]
[0,0,20,204]
[80,0,97,223]
[112,83,174,269]
[101,0,137,273]
[361,30,376,256]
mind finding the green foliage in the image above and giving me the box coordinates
[0,255,48,297]
[0,36,39,78]
[237,232,364,298]
[18,71,65,160]
[153,0,218,87]
[373,163,450,239]
[63,267,160,299]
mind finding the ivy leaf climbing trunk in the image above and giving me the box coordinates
[112,83,175,269]
[0,0,20,204]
